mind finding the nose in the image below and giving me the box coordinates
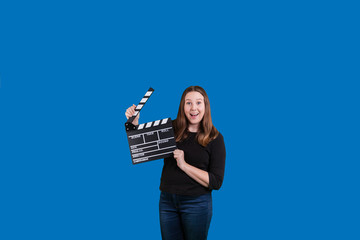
[190,103,196,110]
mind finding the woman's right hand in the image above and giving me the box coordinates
[125,104,140,125]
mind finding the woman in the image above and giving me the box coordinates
[125,86,226,240]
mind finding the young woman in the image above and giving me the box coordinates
[125,86,226,240]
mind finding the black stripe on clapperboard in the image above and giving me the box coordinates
[127,118,177,164]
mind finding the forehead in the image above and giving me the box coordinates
[184,91,204,101]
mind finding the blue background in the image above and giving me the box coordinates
[0,1,359,239]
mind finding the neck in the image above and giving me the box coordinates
[188,123,199,133]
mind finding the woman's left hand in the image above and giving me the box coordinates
[173,149,187,170]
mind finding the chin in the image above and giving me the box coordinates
[189,119,201,124]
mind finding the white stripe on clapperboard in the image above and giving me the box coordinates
[135,89,153,112]
[129,88,154,118]
[131,137,173,151]
[138,120,170,130]
[132,145,176,158]
[130,135,174,148]
[129,126,173,139]
[131,139,174,152]
[133,151,174,162]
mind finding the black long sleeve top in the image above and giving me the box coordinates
[159,131,226,196]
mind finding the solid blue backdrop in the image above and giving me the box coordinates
[0,1,359,239]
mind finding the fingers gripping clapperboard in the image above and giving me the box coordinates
[125,88,177,164]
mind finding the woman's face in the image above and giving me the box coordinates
[184,91,205,128]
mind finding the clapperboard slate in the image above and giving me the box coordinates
[125,87,177,164]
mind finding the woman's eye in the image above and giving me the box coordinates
[197,102,202,105]
[186,102,191,105]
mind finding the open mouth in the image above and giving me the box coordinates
[190,113,199,117]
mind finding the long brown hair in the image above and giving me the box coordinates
[173,86,219,147]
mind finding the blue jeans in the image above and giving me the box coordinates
[159,191,213,240]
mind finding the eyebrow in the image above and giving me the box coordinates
[185,98,203,101]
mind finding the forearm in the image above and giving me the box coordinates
[180,163,209,188]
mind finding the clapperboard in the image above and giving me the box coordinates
[125,87,177,164]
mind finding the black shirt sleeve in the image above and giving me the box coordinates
[207,133,226,190]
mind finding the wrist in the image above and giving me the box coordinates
[179,161,188,171]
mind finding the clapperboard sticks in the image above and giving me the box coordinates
[125,87,177,164]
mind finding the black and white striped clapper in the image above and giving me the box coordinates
[125,87,177,164]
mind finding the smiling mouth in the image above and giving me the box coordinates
[190,113,199,117]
